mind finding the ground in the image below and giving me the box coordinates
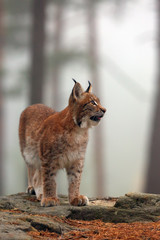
[1,192,160,239]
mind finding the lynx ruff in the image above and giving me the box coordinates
[19,80,106,207]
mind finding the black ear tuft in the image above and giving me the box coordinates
[86,81,92,93]
[72,78,77,84]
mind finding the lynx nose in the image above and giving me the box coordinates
[100,107,106,114]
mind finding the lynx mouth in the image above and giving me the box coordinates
[90,115,103,122]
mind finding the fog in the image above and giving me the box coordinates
[1,0,157,198]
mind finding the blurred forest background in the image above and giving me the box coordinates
[0,0,159,198]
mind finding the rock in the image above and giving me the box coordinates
[0,192,160,239]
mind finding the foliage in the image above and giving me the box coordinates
[47,50,88,68]
[4,0,32,15]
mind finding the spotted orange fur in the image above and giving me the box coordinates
[19,80,106,207]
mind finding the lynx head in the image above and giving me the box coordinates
[69,79,106,128]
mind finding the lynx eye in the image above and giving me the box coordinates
[91,100,98,106]
[83,100,98,108]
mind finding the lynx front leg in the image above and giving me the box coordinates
[66,161,89,206]
[41,161,59,207]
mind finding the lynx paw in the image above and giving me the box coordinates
[27,186,36,195]
[70,195,89,206]
[41,197,60,207]
[37,194,43,201]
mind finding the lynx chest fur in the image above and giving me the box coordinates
[38,115,89,169]
[19,80,106,207]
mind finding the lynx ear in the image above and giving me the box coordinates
[86,81,92,93]
[71,79,83,101]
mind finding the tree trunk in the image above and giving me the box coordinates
[87,0,106,197]
[145,0,160,193]
[30,0,47,104]
[52,2,64,108]
[0,0,3,195]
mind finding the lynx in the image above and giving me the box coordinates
[19,80,106,207]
